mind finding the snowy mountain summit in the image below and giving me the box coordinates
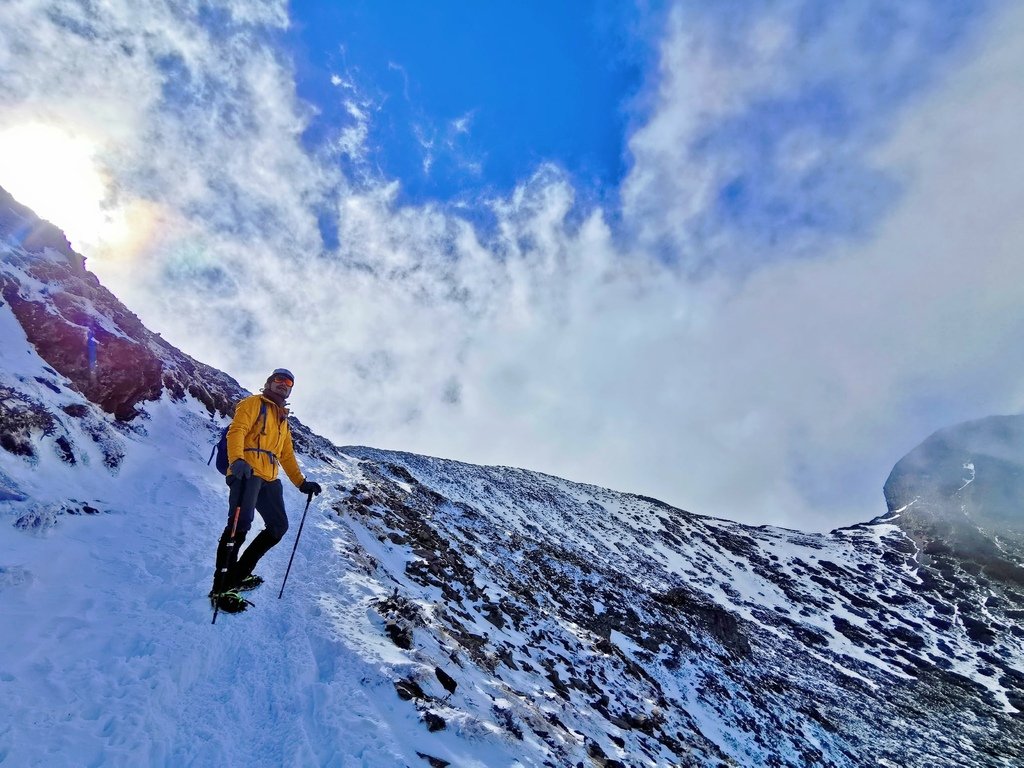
[2,186,1023,767]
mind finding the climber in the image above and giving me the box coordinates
[210,367,322,613]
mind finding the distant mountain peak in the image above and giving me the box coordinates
[883,414,1024,592]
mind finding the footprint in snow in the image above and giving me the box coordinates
[0,565,32,589]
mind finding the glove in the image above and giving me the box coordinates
[229,459,253,480]
[299,480,322,496]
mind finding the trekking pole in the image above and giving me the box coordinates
[212,479,245,625]
[279,492,314,600]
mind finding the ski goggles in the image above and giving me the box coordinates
[272,375,294,387]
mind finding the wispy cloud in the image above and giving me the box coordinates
[623,1,988,271]
[332,99,372,162]
[451,112,473,135]
[386,60,412,102]
[0,0,1019,531]
[330,73,355,90]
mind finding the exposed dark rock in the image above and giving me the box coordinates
[12,500,109,532]
[0,385,55,457]
[0,205,261,422]
[492,704,523,740]
[434,666,457,697]
[415,752,450,768]
[376,591,423,651]
[385,622,413,650]
[962,616,997,646]
[394,679,427,701]
[33,376,62,394]
[654,585,751,658]
[422,711,446,732]
[54,435,76,464]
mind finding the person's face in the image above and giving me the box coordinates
[269,375,293,398]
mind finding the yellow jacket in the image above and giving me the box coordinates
[226,394,305,487]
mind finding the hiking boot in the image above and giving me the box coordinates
[209,589,252,614]
[235,574,264,592]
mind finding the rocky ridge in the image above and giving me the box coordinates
[0,185,335,469]
[320,446,1024,766]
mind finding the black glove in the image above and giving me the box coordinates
[299,480,322,496]
[229,459,253,480]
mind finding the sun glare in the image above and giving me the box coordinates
[0,123,124,251]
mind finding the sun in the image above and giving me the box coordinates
[0,122,124,251]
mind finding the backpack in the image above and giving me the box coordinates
[208,402,268,474]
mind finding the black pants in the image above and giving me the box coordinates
[212,476,289,592]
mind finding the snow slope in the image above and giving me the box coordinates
[0,231,524,766]
[0,317,455,766]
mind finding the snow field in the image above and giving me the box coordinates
[0,388,502,766]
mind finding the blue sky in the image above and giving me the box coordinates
[288,0,657,217]
[1,0,1022,531]
[281,0,987,257]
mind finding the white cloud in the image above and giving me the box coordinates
[604,1,1024,525]
[214,0,290,28]
[1,0,1021,533]
[621,3,796,267]
[333,100,372,162]
[451,113,473,135]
